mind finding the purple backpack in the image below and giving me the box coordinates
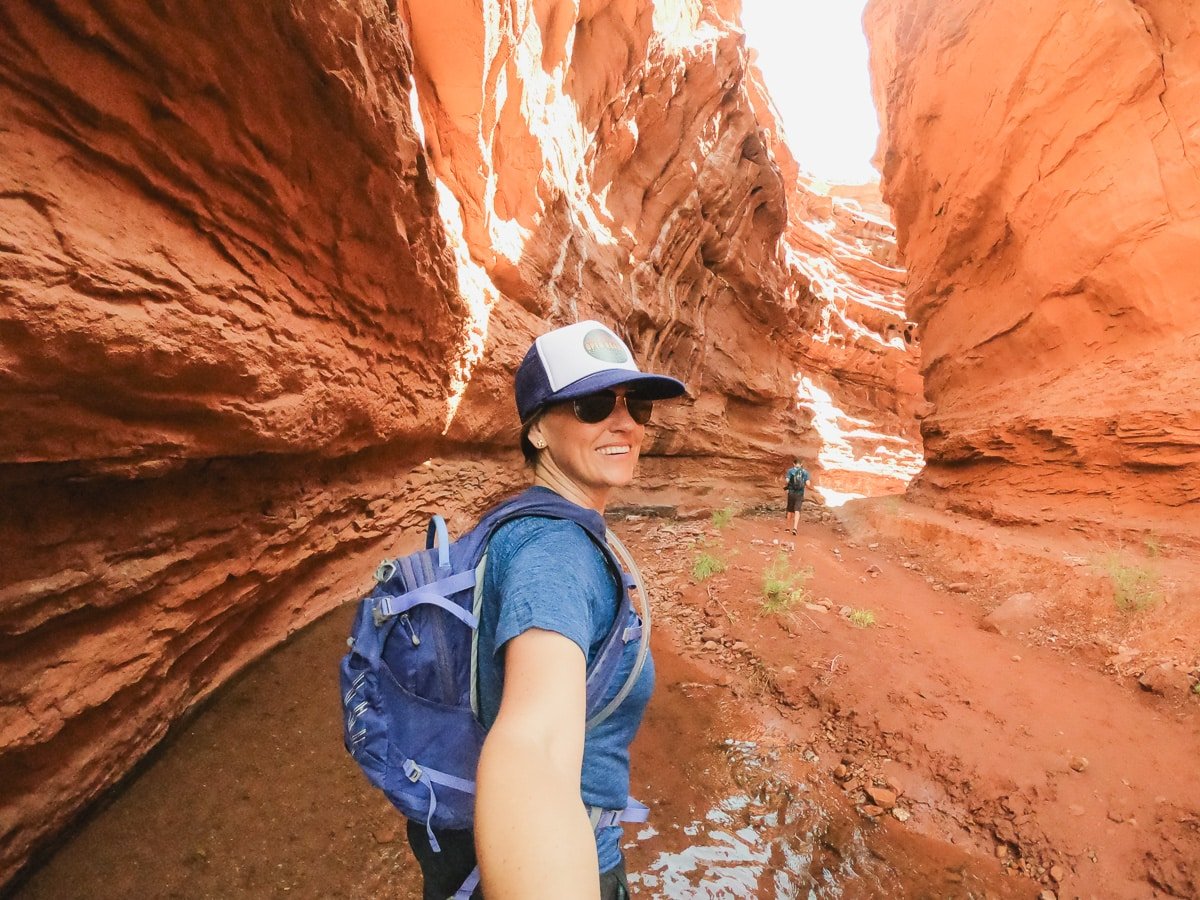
[339,487,649,894]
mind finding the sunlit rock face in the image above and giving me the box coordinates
[865,0,1200,544]
[0,0,917,884]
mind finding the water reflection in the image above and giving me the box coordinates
[628,740,864,898]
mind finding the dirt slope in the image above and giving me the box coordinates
[11,507,1198,899]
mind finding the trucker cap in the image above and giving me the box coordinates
[514,320,686,422]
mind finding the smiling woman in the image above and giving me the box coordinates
[399,320,686,899]
[739,0,880,185]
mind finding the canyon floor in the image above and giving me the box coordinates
[12,501,1199,900]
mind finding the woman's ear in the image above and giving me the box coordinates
[528,422,547,450]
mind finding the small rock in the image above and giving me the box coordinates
[1049,864,1066,882]
[995,844,1009,859]
[866,564,881,575]
[891,807,910,822]
[832,764,849,780]
[731,641,749,652]
[981,592,1046,637]
[948,582,970,593]
[804,603,829,614]
[1011,654,1022,662]
[1070,756,1089,773]
[860,804,884,818]
[373,826,397,844]
[868,543,879,549]
[702,640,720,651]
[933,610,944,615]
[865,786,897,809]
[1038,892,1057,900]
[1138,663,1191,696]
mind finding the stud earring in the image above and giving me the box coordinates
[532,437,546,449]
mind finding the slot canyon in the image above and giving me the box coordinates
[1,1,1197,898]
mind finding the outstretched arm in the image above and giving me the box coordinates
[475,628,598,899]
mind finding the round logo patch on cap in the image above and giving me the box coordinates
[582,328,629,364]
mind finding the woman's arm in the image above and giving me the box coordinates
[475,627,599,899]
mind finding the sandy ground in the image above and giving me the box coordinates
[10,502,1199,899]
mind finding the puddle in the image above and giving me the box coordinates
[630,740,859,897]
[628,739,1020,899]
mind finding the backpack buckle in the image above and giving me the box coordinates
[375,560,397,583]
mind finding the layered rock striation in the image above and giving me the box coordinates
[865,0,1200,545]
[0,0,917,885]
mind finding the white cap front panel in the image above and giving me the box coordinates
[534,320,640,391]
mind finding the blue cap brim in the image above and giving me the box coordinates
[546,370,686,404]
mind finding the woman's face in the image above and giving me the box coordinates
[527,388,648,510]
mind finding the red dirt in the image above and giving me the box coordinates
[11,504,1199,899]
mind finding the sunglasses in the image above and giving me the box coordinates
[570,390,654,425]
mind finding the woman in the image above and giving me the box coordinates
[406,320,684,899]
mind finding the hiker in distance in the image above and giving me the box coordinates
[784,457,811,535]
[412,320,685,898]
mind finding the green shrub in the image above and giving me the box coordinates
[848,608,876,628]
[692,550,727,582]
[1094,552,1161,613]
[761,552,813,614]
[711,506,734,530]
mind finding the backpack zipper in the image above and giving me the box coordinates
[399,614,421,646]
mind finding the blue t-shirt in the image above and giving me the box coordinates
[475,504,654,874]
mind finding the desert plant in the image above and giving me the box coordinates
[711,506,734,530]
[848,608,876,628]
[1144,533,1161,558]
[761,552,813,614]
[692,550,727,582]
[1094,553,1161,613]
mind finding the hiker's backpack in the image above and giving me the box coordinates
[339,487,651,859]
[788,467,809,491]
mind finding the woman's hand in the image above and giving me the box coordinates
[475,628,599,899]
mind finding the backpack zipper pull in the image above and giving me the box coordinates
[399,613,421,646]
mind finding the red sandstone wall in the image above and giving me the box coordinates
[865,0,1200,544]
[0,0,917,883]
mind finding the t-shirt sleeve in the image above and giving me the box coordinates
[488,517,610,661]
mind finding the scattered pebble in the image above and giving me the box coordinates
[1070,756,1089,773]
[1049,864,1066,882]
[890,807,910,822]
[1011,654,1022,662]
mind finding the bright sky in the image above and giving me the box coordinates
[739,0,880,185]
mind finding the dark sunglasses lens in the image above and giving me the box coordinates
[626,397,653,425]
[571,392,654,425]
[573,392,617,423]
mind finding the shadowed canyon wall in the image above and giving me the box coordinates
[865,0,1200,546]
[0,0,916,884]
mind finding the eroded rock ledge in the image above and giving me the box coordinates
[0,0,915,884]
